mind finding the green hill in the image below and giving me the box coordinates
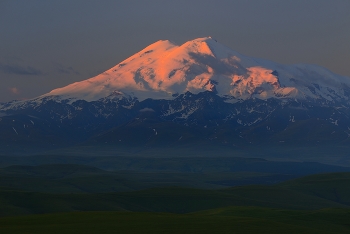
[1,171,350,233]
[280,172,350,206]
[1,173,350,216]
[0,208,349,234]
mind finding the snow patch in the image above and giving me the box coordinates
[12,127,18,135]
[140,108,155,112]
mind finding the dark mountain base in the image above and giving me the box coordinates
[3,92,350,154]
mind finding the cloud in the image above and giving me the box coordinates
[0,63,42,75]
[56,64,80,75]
[9,87,20,95]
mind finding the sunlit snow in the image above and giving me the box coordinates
[30,37,350,103]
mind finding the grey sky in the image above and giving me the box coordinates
[1,0,349,102]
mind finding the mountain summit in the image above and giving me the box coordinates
[44,37,350,102]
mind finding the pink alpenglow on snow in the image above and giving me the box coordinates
[44,37,350,102]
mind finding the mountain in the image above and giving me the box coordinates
[1,37,350,153]
[6,37,350,103]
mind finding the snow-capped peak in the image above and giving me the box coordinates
[42,37,350,103]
